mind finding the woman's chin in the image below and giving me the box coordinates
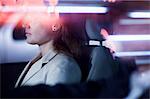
[26,39,37,45]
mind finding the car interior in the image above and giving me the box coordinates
[1,0,150,98]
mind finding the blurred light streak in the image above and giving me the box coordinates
[128,12,150,18]
[59,0,104,1]
[108,35,150,41]
[114,51,150,57]
[135,59,150,65]
[0,6,107,13]
[89,40,101,46]
[52,6,107,13]
[120,19,150,25]
[0,6,47,13]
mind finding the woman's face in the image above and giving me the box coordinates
[23,13,57,45]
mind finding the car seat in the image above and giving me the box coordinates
[85,18,119,81]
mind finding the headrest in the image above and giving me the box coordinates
[86,18,105,41]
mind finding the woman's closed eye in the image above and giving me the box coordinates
[22,23,31,29]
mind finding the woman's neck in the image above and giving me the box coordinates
[39,41,54,56]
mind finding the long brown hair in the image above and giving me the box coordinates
[52,14,86,60]
[52,14,90,81]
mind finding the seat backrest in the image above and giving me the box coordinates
[85,18,118,81]
[87,46,118,81]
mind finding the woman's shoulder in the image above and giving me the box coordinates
[55,53,78,66]
[46,52,81,75]
[52,53,80,70]
[44,52,79,69]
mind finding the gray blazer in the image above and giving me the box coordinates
[15,48,81,87]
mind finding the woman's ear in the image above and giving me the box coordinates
[51,23,62,32]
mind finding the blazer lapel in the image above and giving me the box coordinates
[21,58,43,86]
[15,53,42,87]
[15,48,58,87]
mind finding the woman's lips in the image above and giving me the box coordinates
[25,32,31,36]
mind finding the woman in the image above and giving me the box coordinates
[15,13,85,87]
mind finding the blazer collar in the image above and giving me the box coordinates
[41,48,57,64]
